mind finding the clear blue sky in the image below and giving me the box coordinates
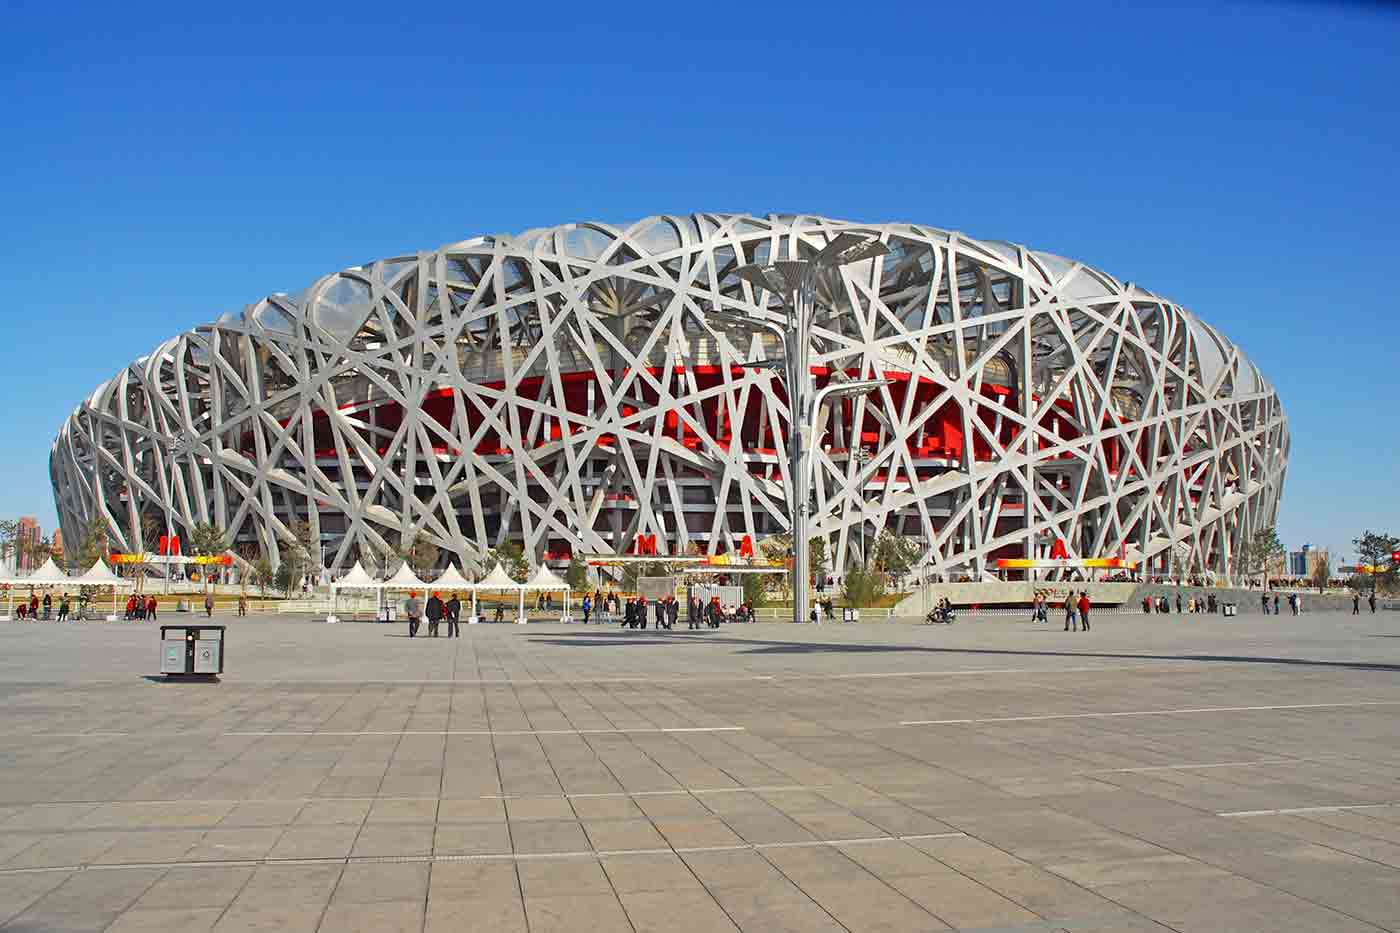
[2,1,1395,561]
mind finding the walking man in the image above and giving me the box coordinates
[581,594,591,625]
[1369,592,1377,614]
[1273,593,1280,615]
[1077,590,1091,632]
[1354,592,1361,615]
[666,597,678,630]
[204,593,214,617]
[1063,597,1078,632]
[446,593,461,637]
[1261,592,1269,615]
[56,595,70,623]
[146,595,158,620]
[426,592,444,637]
[237,593,248,617]
[405,591,423,637]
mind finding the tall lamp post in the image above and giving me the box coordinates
[704,233,891,626]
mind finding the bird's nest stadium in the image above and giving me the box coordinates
[51,214,1288,581]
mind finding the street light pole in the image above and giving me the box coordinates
[727,233,891,627]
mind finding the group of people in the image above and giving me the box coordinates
[14,592,78,621]
[1142,592,1220,614]
[124,594,161,620]
[1260,592,1305,615]
[403,591,463,637]
[617,594,680,629]
[1029,591,1093,631]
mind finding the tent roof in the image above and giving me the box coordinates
[331,561,378,590]
[74,560,134,587]
[431,564,473,589]
[523,564,569,590]
[25,558,72,584]
[383,562,427,589]
[477,563,523,589]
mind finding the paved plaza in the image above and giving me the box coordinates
[1,609,1399,932]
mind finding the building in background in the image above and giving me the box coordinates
[17,516,40,572]
[1287,544,1329,580]
[51,214,1290,582]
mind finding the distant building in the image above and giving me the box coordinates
[17,516,40,572]
[1286,544,1329,580]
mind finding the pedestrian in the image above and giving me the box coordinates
[654,598,665,630]
[405,591,423,637]
[204,594,214,617]
[446,593,461,637]
[1273,593,1280,615]
[623,598,635,629]
[1289,593,1298,617]
[1063,598,1078,632]
[1260,592,1269,615]
[1175,593,1182,614]
[146,595,158,620]
[426,592,444,637]
[57,595,70,623]
[238,594,248,617]
[1077,590,1091,632]
[666,597,678,630]
[581,594,591,625]
[1354,592,1361,615]
[1369,592,1377,614]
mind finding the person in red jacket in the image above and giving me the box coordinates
[1077,591,1091,632]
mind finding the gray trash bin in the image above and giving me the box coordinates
[159,625,225,676]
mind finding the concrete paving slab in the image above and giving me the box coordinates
[2,609,1399,931]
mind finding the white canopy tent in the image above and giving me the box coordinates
[383,563,428,590]
[472,563,528,624]
[73,559,135,620]
[0,559,74,619]
[327,561,379,622]
[431,564,473,590]
[523,564,573,622]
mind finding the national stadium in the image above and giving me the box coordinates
[50,214,1289,581]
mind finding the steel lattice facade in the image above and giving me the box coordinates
[51,214,1288,579]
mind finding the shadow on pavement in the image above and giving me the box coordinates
[526,631,1400,674]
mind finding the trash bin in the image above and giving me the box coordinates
[159,625,225,676]
[1223,603,1237,617]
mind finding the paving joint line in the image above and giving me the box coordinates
[901,700,1400,725]
[0,832,970,877]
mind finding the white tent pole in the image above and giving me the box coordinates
[518,588,523,623]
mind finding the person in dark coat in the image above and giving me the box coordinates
[666,597,679,630]
[1354,592,1361,615]
[425,592,444,637]
[623,599,636,629]
[446,593,461,637]
[654,598,665,629]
